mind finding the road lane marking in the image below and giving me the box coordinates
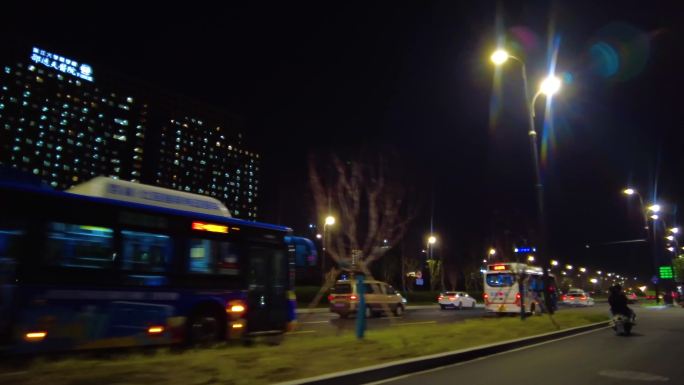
[391,321,437,326]
[598,370,668,382]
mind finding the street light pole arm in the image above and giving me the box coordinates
[530,90,543,120]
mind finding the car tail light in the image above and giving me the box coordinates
[561,295,567,301]
[438,295,444,300]
[350,294,358,301]
[515,292,521,306]
[24,331,47,342]
[581,296,587,300]
[569,296,575,300]
[483,293,489,304]
[449,297,456,301]
[147,326,164,335]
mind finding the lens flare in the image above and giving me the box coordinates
[589,22,650,81]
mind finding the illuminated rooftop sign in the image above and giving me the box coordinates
[30,47,93,82]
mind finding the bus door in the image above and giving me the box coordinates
[245,244,289,334]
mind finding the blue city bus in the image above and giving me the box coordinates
[0,177,313,353]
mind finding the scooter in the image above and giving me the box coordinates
[611,313,635,336]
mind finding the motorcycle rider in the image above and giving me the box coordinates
[608,284,635,321]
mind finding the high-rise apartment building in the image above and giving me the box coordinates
[0,46,259,219]
[155,113,260,219]
[0,47,147,188]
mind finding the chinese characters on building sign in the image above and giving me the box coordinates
[30,47,94,82]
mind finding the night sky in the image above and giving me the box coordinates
[3,1,684,279]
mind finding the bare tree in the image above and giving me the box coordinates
[309,152,419,275]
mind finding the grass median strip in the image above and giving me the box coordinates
[1,310,608,385]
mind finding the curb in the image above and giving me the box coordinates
[275,320,609,385]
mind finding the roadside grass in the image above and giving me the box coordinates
[1,309,608,385]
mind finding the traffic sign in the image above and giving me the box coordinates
[659,266,674,279]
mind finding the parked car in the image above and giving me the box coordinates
[328,279,405,318]
[438,291,477,310]
[561,289,595,306]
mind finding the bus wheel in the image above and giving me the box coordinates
[188,307,224,345]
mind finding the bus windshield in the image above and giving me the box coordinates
[486,273,516,287]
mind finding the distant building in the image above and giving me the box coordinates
[0,47,147,188]
[0,46,260,219]
[154,111,260,220]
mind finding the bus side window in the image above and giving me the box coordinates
[45,223,114,269]
[0,222,24,284]
[0,223,25,260]
[188,239,239,275]
[121,230,172,272]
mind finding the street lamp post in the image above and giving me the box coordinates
[623,188,649,233]
[322,215,335,281]
[427,235,438,290]
[491,49,561,316]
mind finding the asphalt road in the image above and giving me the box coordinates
[292,304,601,336]
[373,305,684,385]
[292,305,486,335]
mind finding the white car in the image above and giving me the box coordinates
[561,289,595,307]
[438,291,477,310]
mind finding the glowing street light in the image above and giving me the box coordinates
[539,76,562,96]
[666,235,675,241]
[566,264,573,270]
[579,267,586,273]
[623,188,635,195]
[527,255,535,262]
[321,215,337,277]
[648,204,661,213]
[488,248,496,256]
[428,235,437,245]
[668,246,675,252]
[590,278,598,284]
[316,233,322,239]
[651,214,659,220]
[490,49,510,65]
[671,227,680,234]
[597,270,602,275]
[550,260,559,266]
